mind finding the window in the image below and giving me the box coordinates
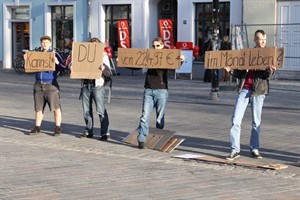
[195,2,230,60]
[12,7,30,20]
[51,6,73,57]
[105,5,131,57]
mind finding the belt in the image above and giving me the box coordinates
[37,81,51,85]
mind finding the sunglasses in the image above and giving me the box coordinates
[152,44,161,48]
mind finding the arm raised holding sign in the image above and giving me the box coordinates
[225,30,277,161]
[29,35,66,137]
[79,38,110,141]
[135,37,185,149]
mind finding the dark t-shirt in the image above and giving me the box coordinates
[144,69,168,89]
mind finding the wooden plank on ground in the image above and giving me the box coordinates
[123,127,181,152]
[161,137,185,153]
[123,129,139,145]
[149,128,176,150]
[173,154,288,170]
[165,137,185,153]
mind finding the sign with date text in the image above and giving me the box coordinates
[117,48,182,69]
[205,47,284,69]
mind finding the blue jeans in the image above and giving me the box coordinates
[137,89,169,142]
[82,84,109,135]
[229,89,265,153]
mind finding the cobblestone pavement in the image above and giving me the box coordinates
[0,70,299,200]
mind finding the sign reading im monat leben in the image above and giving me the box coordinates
[204,47,284,69]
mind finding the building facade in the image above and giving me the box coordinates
[1,0,89,70]
[1,0,299,79]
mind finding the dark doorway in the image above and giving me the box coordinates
[12,22,30,61]
[158,0,178,44]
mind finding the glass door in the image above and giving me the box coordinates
[12,22,30,60]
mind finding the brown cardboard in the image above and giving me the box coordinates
[117,48,182,69]
[204,47,285,69]
[123,127,184,152]
[70,42,105,79]
[173,154,288,170]
[24,51,55,73]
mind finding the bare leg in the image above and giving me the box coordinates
[35,111,44,126]
[54,108,62,126]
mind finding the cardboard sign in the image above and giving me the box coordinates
[204,47,285,69]
[117,48,182,69]
[70,42,104,79]
[123,127,185,153]
[24,52,55,73]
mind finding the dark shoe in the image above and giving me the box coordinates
[53,126,61,136]
[138,142,146,149]
[251,149,262,159]
[99,134,110,141]
[29,126,40,135]
[80,131,93,138]
[226,152,240,161]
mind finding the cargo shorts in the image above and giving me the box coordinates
[33,81,61,112]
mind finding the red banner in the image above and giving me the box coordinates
[117,20,130,48]
[159,19,174,49]
[176,42,193,50]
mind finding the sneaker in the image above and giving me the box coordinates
[80,131,93,138]
[53,126,61,136]
[251,149,262,159]
[99,134,110,141]
[226,152,240,161]
[29,126,40,135]
[138,142,146,149]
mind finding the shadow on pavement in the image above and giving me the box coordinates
[1,114,299,164]
[178,135,300,163]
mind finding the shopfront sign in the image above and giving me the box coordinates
[117,20,131,48]
[159,19,174,49]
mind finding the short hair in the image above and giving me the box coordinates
[89,37,101,43]
[40,35,51,42]
[152,37,164,45]
[254,30,266,37]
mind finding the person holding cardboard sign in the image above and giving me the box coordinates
[225,30,277,161]
[136,37,185,149]
[79,38,111,141]
[220,35,231,82]
[28,35,65,136]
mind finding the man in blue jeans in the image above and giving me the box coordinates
[225,30,277,160]
[79,38,111,141]
[137,37,184,149]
